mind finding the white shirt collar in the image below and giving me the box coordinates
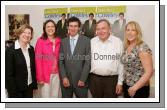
[108,35,113,42]
[70,34,79,40]
[119,19,123,21]
[89,19,93,22]
[97,34,113,43]
[15,40,30,49]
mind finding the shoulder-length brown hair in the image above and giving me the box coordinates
[16,24,33,40]
[124,21,143,49]
[42,19,57,40]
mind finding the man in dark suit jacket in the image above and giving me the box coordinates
[56,13,68,39]
[112,12,126,41]
[82,13,96,39]
[5,41,37,98]
[59,16,91,98]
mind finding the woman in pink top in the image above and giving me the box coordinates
[35,20,61,98]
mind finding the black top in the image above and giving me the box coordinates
[5,44,37,96]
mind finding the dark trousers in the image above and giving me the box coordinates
[8,84,33,98]
[123,83,150,98]
[61,83,88,98]
[89,73,118,98]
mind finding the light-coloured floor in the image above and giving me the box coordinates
[149,73,155,98]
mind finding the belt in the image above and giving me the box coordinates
[90,73,118,78]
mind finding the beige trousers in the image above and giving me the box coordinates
[40,74,61,98]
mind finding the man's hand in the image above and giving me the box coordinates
[63,77,70,87]
[78,80,85,87]
[116,84,122,95]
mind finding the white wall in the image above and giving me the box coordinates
[126,5,155,66]
[5,5,155,65]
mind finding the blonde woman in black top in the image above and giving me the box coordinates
[121,21,153,98]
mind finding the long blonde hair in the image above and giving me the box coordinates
[124,21,143,49]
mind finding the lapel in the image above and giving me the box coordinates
[119,19,126,29]
[66,37,72,55]
[15,48,27,68]
[66,35,82,55]
[28,47,33,70]
[16,46,33,70]
[89,20,95,30]
[119,19,124,29]
[86,20,90,29]
[93,19,96,24]
[73,35,82,55]
[116,20,119,25]
[123,19,126,26]
[61,20,64,28]
[61,19,67,29]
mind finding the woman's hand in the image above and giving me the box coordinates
[128,86,137,97]
[33,89,38,94]
[38,81,44,85]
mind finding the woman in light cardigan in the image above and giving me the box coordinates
[35,19,61,98]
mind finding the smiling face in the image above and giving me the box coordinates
[125,24,138,42]
[62,15,66,20]
[45,21,56,37]
[68,21,80,37]
[19,28,32,44]
[96,21,111,41]
[124,21,143,48]
[89,15,94,20]
[119,15,124,20]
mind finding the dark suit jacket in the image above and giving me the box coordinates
[59,35,91,87]
[112,19,126,41]
[5,44,37,96]
[56,19,68,39]
[82,19,96,39]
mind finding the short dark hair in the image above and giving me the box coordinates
[42,19,56,40]
[67,16,81,27]
[89,13,94,17]
[119,12,124,17]
[62,13,66,17]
